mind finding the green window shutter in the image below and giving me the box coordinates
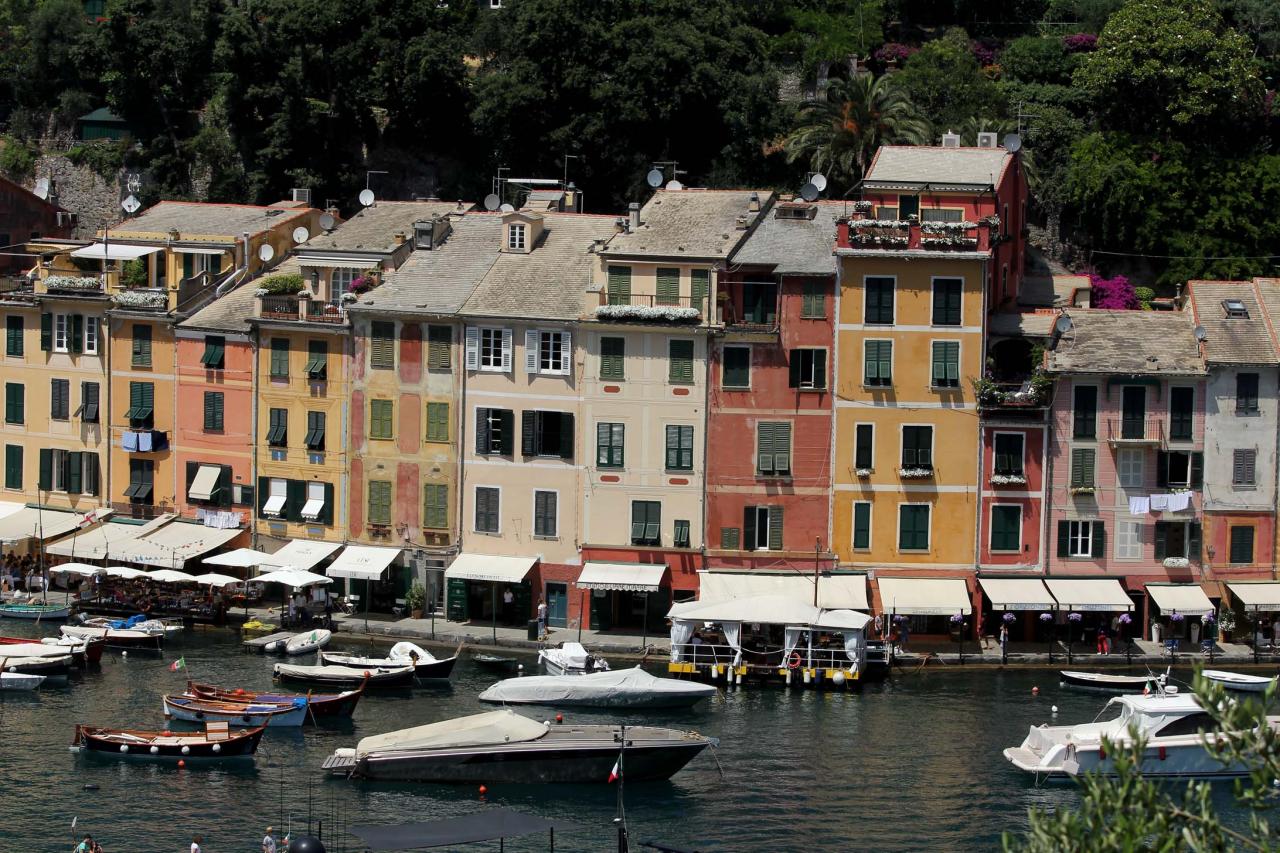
[932,279,962,325]
[426,402,449,442]
[5,383,22,424]
[801,281,825,318]
[270,338,289,377]
[39,313,51,351]
[427,325,452,369]
[84,453,100,496]
[131,324,151,366]
[203,392,224,430]
[600,337,625,380]
[865,278,894,324]
[70,314,83,353]
[721,527,740,549]
[368,481,391,525]
[370,321,395,369]
[656,268,680,305]
[597,422,624,468]
[852,503,871,549]
[855,424,873,469]
[6,316,22,357]
[757,421,774,474]
[67,451,82,494]
[38,448,52,490]
[371,400,393,439]
[1073,386,1097,439]
[424,483,448,529]
[991,506,1020,551]
[1191,451,1204,488]
[668,339,693,383]
[607,266,632,305]
[673,519,691,548]
[182,253,194,279]
[744,507,758,551]
[4,444,21,489]
[932,342,959,387]
[899,506,929,550]
[723,346,750,388]
[690,270,709,312]
[201,336,225,369]
[767,506,784,551]
[665,425,679,470]
[773,422,791,474]
[1230,526,1255,564]
[305,339,328,379]
[865,340,892,385]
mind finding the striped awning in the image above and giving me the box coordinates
[576,562,666,593]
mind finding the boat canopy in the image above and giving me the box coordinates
[1146,583,1212,614]
[326,545,403,581]
[444,553,536,585]
[1226,581,1280,612]
[355,710,548,757]
[698,570,869,610]
[478,666,716,706]
[978,577,1055,611]
[576,562,666,593]
[666,594,870,631]
[878,577,972,615]
[1044,579,1133,612]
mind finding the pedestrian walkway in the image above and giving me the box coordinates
[889,637,1264,667]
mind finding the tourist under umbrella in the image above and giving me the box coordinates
[253,569,332,628]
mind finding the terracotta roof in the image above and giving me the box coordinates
[730,201,841,275]
[1046,309,1204,375]
[1186,280,1280,366]
[864,145,1012,188]
[602,189,770,260]
[300,201,469,255]
[105,201,312,240]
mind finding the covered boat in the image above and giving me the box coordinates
[284,629,332,656]
[320,642,459,680]
[538,643,609,677]
[61,615,168,650]
[0,602,71,620]
[187,680,362,720]
[1060,669,1169,692]
[73,721,265,760]
[0,646,73,681]
[322,709,713,784]
[163,694,308,727]
[1,635,104,667]
[479,667,717,709]
[1202,670,1278,693]
[273,662,416,689]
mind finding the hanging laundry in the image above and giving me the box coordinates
[121,430,138,452]
[136,430,153,452]
[1128,496,1151,516]
[1166,491,1191,512]
[1149,494,1170,511]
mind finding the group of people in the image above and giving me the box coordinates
[74,827,284,852]
[0,552,46,595]
[285,586,332,628]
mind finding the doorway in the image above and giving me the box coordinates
[546,582,568,628]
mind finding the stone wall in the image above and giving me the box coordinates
[29,154,122,239]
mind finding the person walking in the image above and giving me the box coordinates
[898,618,909,653]
[536,597,547,639]
[190,835,203,853]
[262,827,277,853]
[999,622,1009,657]
[1096,623,1109,655]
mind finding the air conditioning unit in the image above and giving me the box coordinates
[941,132,961,148]
[291,188,312,204]
[56,211,78,227]
[977,132,998,149]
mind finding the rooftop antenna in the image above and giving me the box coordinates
[665,180,684,191]
[1193,325,1207,342]
[808,172,828,193]
[498,203,515,213]
[318,212,336,231]
[645,168,664,189]
[650,161,687,188]
[291,226,310,244]
[1003,133,1023,153]
[126,173,142,194]
[482,193,501,212]
[799,182,820,202]
[562,153,582,188]
[365,170,387,190]
[121,195,141,215]
[358,188,375,208]
[258,243,275,263]
[492,165,510,207]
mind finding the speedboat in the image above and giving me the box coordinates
[1004,693,1280,781]
[321,709,714,783]
[72,721,265,760]
[61,615,173,650]
[320,641,460,680]
[1202,670,1278,693]
[1060,668,1168,692]
[186,680,363,720]
[163,694,308,727]
[479,666,717,709]
[0,602,71,620]
[0,671,44,690]
[273,662,416,689]
[538,642,609,676]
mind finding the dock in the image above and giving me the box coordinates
[243,631,293,652]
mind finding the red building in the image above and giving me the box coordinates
[0,175,73,275]
[706,199,842,572]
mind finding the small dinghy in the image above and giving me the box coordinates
[321,642,460,680]
[1,635,102,666]
[1202,669,1278,693]
[1060,669,1168,692]
[538,642,609,676]
[73,721,265,760]
[0,671,45,690]
[0,647,74,682]
[472,653,520,673]
[0,602,71,620]
[281,629,332,656]
[480,666,717,709]
[186,680,363,720]
[163,694,308,727]
[273,662,416,689]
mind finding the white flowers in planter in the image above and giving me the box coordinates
[341,292,358,304]
[254,288,269,297]
[111,289,166,308]
[990,474,1027,485]
[849,233,909,247]
[852,219,911,229]
[1163,557,1190,570]
[851,200,874,212]
[855,468,872,478]
[45,275,101,291]
[898,467,933,479]
[921,236,979,249]
[594,304,701,322]
[920,221,978,233]
[1070,486,1096,495]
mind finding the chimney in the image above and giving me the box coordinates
[748,192,760,212]
[393,232,406,246]
[325,207,339,226]
[614,217,627,234]
[628,202,641,231]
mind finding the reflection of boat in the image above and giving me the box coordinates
[321,642,459,680]
[472,653,520,673]
[1203,670,1278,693]
[273,662,416,689]
[163,694,308,727]
[538,642,609,677]
[479,667,717,709]
[187,680,363,720]
[0,602,70,620]
[282,629,332,656]
[322,709,714,783]
[0,671,44,690]
[73,722,265,760]
[1004,693,1278,781]
[1060,669,1168,692]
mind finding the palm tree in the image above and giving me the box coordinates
[783,74,931,189]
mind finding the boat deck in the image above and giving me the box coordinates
[322,752,358,772]
[244,632,292,652]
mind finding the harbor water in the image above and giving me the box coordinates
[0,626,1252,852]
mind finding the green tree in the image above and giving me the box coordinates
[783,74,931,189]
[769,0,885,73]
[1000,36,1079,86]
[896,28,1005,133]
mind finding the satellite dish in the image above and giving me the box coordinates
[810,173,828,192]
[318,213,336,231]
[1003,133,1023,153]
[1194,324,1207,342]
[33,178,49,200]
[292,226,310,244]
[665,180,683,191]
[483,193,501,212]
[358,188,375,207]
[499,203,515,213]
[258,244,275,263]
[799,183,820,202]
[1053,314,1073,335]
[646,168,664,189]
[121,195,141,215]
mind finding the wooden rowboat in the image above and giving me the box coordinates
[0,603,71,620]
[73,721,265,759]
[186,680,363,720]
[320,642,460,681]
[1060,670,1167,692]
[1202,669,1278,693]
[273,662,415,689]
[163,694,308,727]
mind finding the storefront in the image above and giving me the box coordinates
[1043,578,1134,646]
[977,577,1057,643]
[324,544,404,615]
[575,562,668,635]
[876,576,972,636]
[1146,583,1214,644]
[444,554,536,627]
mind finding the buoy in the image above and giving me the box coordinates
[181,745,190,755]
[121,651,127,658]
[1031,686,1040,696]
[1051,705,1059,715]
[150,746,159,754]
[517,664,523,672]
[119,744,128,753]
[478,785,487,795]
[555,713,563,724]
[833,671,847,686]
[178,759,185,768]
[802,668,812,685]
[212,743,220,753]
[163,730,171,737]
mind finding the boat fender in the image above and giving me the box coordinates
[832,671,846,686]
[212,744,220,753]
[1158,746,1167,761]
[787,652,801,670]
[163,730,171,737]
[364,671,371,678]
[181,746,190,755]
[556,714,563,723]
[1031,686,1039,696]
[119,745,128,753]
[82,784,98,791]
[802,668,811,685]
[150,746,158,754]
[178,760,185,768]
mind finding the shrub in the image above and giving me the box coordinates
[874,42,917,63]
[1090,273,1138,309]
[0,135,39,181]
[1062,33,1099,53]
[1134,286,1155,309]
[258,273,304,295]
[121,259,148,288]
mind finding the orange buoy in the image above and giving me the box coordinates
[478,785,487,795]
[555,714,563,723]
[177,760,185,768]
[1031,686,1040,696]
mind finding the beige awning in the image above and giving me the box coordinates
[326,545,403,581]
[110,522,242,566]
[1044,578,1133,612]
[188,465,222,501]
[0,507,106,544]
[877,577,972,615]
[1146,583,1213,614]
[174,246,227,256]
[445,554,536,585]
[70,243,162,261]
[47,515,172,559]
[978,578,1056,611]
[266,539,342,571]
[698,570,869,610]
[1227,582,1280,612]
[577,562,666,593]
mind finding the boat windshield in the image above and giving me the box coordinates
[1095,699,1131,725]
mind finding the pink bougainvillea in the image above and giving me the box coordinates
[1063,33,1098,53]
[1090,273,1139,309]
[874,42,918,63]
[971,40,999,67]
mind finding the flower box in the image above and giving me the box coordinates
[594,304,701,323]
[990,474,1027,486]
[45,275,102,292]
[898,467,933,479]
[1070,486,1095,496]
[111,289,166,309]
[855,468,872,478]
[1162,557,1190,570]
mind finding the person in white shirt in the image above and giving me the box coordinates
[536,597,547,637]
[262,827,277,853]
[190,835,203,853]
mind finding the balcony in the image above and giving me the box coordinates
[256,294,348,325]
[838,216,996,253]
[305,300,347,324]
[593,294,705,325]
[110,287,169,311]
[1106,417,1165,445]
[41,274,107,295]
[260,295,300,320]
[975,376,1051,412]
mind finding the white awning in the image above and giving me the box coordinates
[70,243,162,261]
[262,495,286,516]
[54,562,105,577]
[255,569,333,588]
[814,609,873,630]
[1227,582,1280,612]
[47,515,172,559]
[671,594,820,626]
[0,507,106,544]
[174,246,227,255]
[297,254,378,268]
[1146,583,1213,614]
[576,562,666,593]
[300,499,325,521]
[877,577,972,616]
[327,545,402,581]
[266,539,342,571]
[445,554,537,585]
[978,578,1057,611]
[698,570,869,610]
[1044,578,1133,612]
[204,547,285,569]
[188,465,222,501]
[110,522,242,566]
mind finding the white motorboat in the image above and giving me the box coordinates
[479,666,717,709]
[1060,668,1169,692]
[1004,693,1280,781]
[1202,670,1278,693]
[538,642,609,676]
[0,671,45,690]
[275,629,332,656]
[61,624,163,650]
[320,641,460,680]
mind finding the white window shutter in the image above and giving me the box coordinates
[464,327,479,371]
[525,329,540,374]
[501,328,513,372]
[559,331,571,375]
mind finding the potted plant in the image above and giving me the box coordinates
[405,582,426,620]
[1218,608,1235,642]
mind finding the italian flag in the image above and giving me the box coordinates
[607,758,621,784]
[169,657,185,672]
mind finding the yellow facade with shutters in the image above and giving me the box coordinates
[832,254,987,570]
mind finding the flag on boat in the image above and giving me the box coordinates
[608,758,621,783]
[169,657,185,672]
